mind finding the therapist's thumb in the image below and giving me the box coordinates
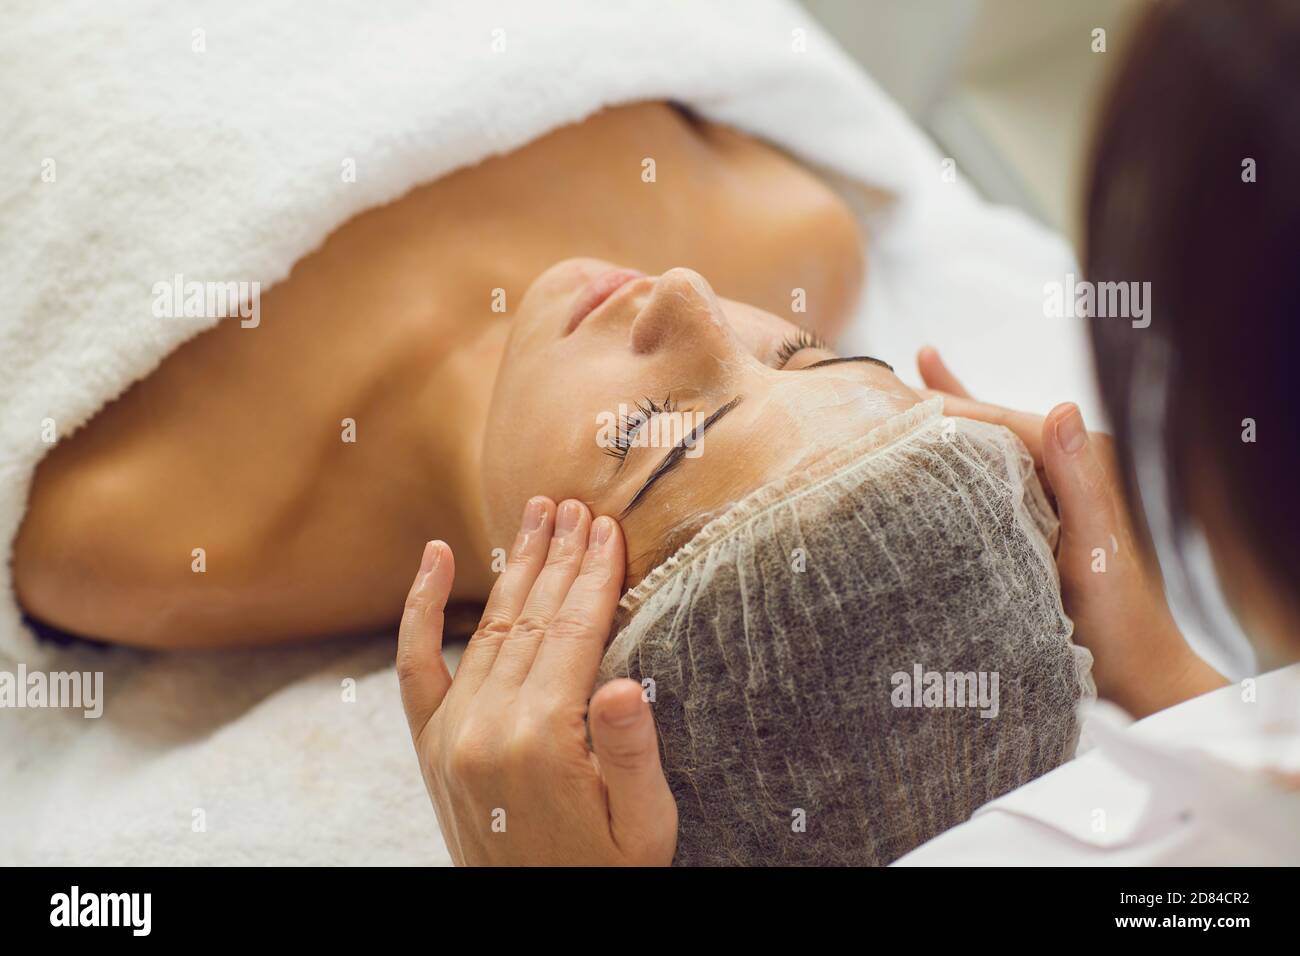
[589,678,678,865]
[1042,404,1119,569]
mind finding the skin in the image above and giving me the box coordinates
[12,102,867,648]
[480,258,918,581]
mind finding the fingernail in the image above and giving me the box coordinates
[602,696,641,728]
[556,500,582,535]
[1055,406,1088,454]
[589,516,613,550]
[419,540,437,575]
[523,497,547,531]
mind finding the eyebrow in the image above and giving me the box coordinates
[619,395,743,518]
[801,355,894,373]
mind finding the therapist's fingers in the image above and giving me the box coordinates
[915,349,1052,466]
[918,388,1049,470]
[396,540,455,736]
[524,515,625,701]
[455,496,555,689]
[917,346,973,399]
[589,678,677,865]
[488,499,592,687]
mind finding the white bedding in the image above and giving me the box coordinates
[1,0,1102,864]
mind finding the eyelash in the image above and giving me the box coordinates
[775,329,829,367]
[605,332,826,464]
[605,395,678,461]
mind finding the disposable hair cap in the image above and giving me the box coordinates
[599,397,1095,865]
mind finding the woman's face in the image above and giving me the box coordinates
[482,258,920,580]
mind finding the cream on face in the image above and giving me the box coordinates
[480,257,919,579]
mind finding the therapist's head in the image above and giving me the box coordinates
[1086,0,1300,653]
[480,258,918,583]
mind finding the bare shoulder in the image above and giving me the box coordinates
[682,109,867,339]
[530,101,867,337]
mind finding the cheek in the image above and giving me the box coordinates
[482,364,608,538]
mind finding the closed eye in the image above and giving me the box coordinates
[619,396,743,517]
[774,331,893,373]
[775,329,829,367]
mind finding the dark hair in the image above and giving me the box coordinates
[1085,0,1300,629]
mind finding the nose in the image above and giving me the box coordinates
[630,268,733,355]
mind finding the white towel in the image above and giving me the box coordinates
[0,0,1096,864]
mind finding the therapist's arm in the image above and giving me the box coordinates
[918,349,1228,719]
[396,497,676,866]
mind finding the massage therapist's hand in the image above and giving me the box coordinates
[917,348,1226,718]
[396,498,676,866]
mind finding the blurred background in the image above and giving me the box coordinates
[805,0,1143,248]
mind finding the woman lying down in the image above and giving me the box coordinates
[15,103,1092,865]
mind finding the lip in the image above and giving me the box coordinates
[565,268,646,335]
